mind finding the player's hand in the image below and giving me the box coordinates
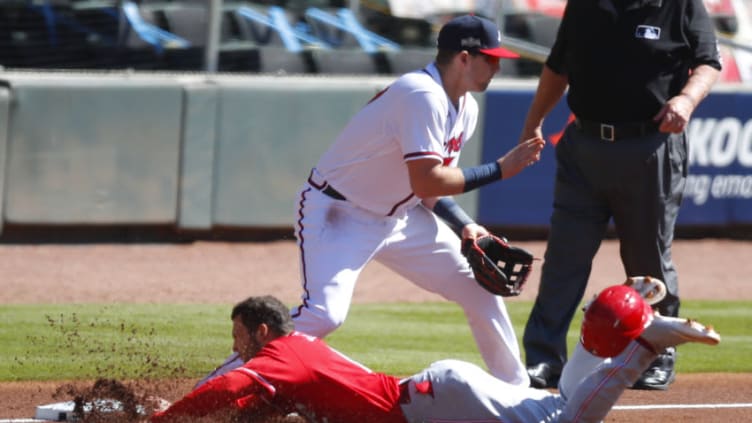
[461,223,490,241]
[654,94,695,134]
[497,137,545,179]
[144,396,171,413]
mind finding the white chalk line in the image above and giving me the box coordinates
[614,402,752,410]
[2,403,751,422]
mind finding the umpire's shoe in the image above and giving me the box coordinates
[527,362,562,389]
[633,313,721,390]
[632,348,676,390]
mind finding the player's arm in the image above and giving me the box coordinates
[424,196,489,239]
[406,137,544,198]
[150,370,263,423]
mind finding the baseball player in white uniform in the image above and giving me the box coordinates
[196,14,545,389]
[291,14,543,387]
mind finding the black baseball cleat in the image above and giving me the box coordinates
[527,362,562,389]
[631,347,676,390]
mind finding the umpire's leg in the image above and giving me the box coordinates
[523,126,611,383]
[611,131,686,319]
[523,207,608,371]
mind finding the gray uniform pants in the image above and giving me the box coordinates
[523,123,686,367]
[399,341,656,422]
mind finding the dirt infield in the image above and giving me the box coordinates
[1,238,751,421]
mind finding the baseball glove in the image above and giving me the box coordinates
[461,235,534,297]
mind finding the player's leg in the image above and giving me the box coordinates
[559,342,656,422]
[399,359,562,423]
[559,281,719,422]
[290,187,389,337]
[559,276,668,394]
[560,314,719,422]
[376,206,528,386]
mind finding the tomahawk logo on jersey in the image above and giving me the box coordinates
[443,133,464,165]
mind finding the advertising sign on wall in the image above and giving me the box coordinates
[681,92,752,224]
[478,89,752,228]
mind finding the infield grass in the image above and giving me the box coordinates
[0,301,749,381]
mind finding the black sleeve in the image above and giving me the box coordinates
[545,0,573,75]
[686,0,723,70]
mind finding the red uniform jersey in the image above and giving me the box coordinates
[151,331,407,423]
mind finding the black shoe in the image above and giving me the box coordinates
[527,362,562,389]
[631,347,676,390]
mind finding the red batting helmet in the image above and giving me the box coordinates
[580,285,654,357]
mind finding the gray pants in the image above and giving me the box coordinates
[523,123,686,367]
[399,342,656,422]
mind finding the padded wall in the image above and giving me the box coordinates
[3,75,184,224]
[0,72,489,234]
[0,87,9,233]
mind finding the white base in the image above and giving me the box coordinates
[34,399,146,421]
[34,402,75,421]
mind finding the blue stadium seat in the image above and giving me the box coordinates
[232,5,328,53]
[121,1,190,53]
[303,7,400,53]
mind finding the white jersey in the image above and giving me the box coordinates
[314,63,479,216]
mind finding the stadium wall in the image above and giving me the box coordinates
[0,72,749,240]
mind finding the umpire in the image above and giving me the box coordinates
[518,0,721,390]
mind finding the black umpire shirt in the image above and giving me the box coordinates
[547,0,722,123]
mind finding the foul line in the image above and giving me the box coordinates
[614,403,752,410]
[3,403,752,422]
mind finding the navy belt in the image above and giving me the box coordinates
[399,381,411,405]
[307,172,346,201]
[321,185,346,201]
[398,379,432,405]
[574,118,659,141]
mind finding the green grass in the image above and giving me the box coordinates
[1,301,750,381]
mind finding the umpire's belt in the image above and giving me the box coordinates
[307,169,347,201]
[574,118,659,141]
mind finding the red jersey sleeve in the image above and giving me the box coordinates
[150,368,266,422]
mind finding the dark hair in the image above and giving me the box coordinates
[231,295,294,336]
